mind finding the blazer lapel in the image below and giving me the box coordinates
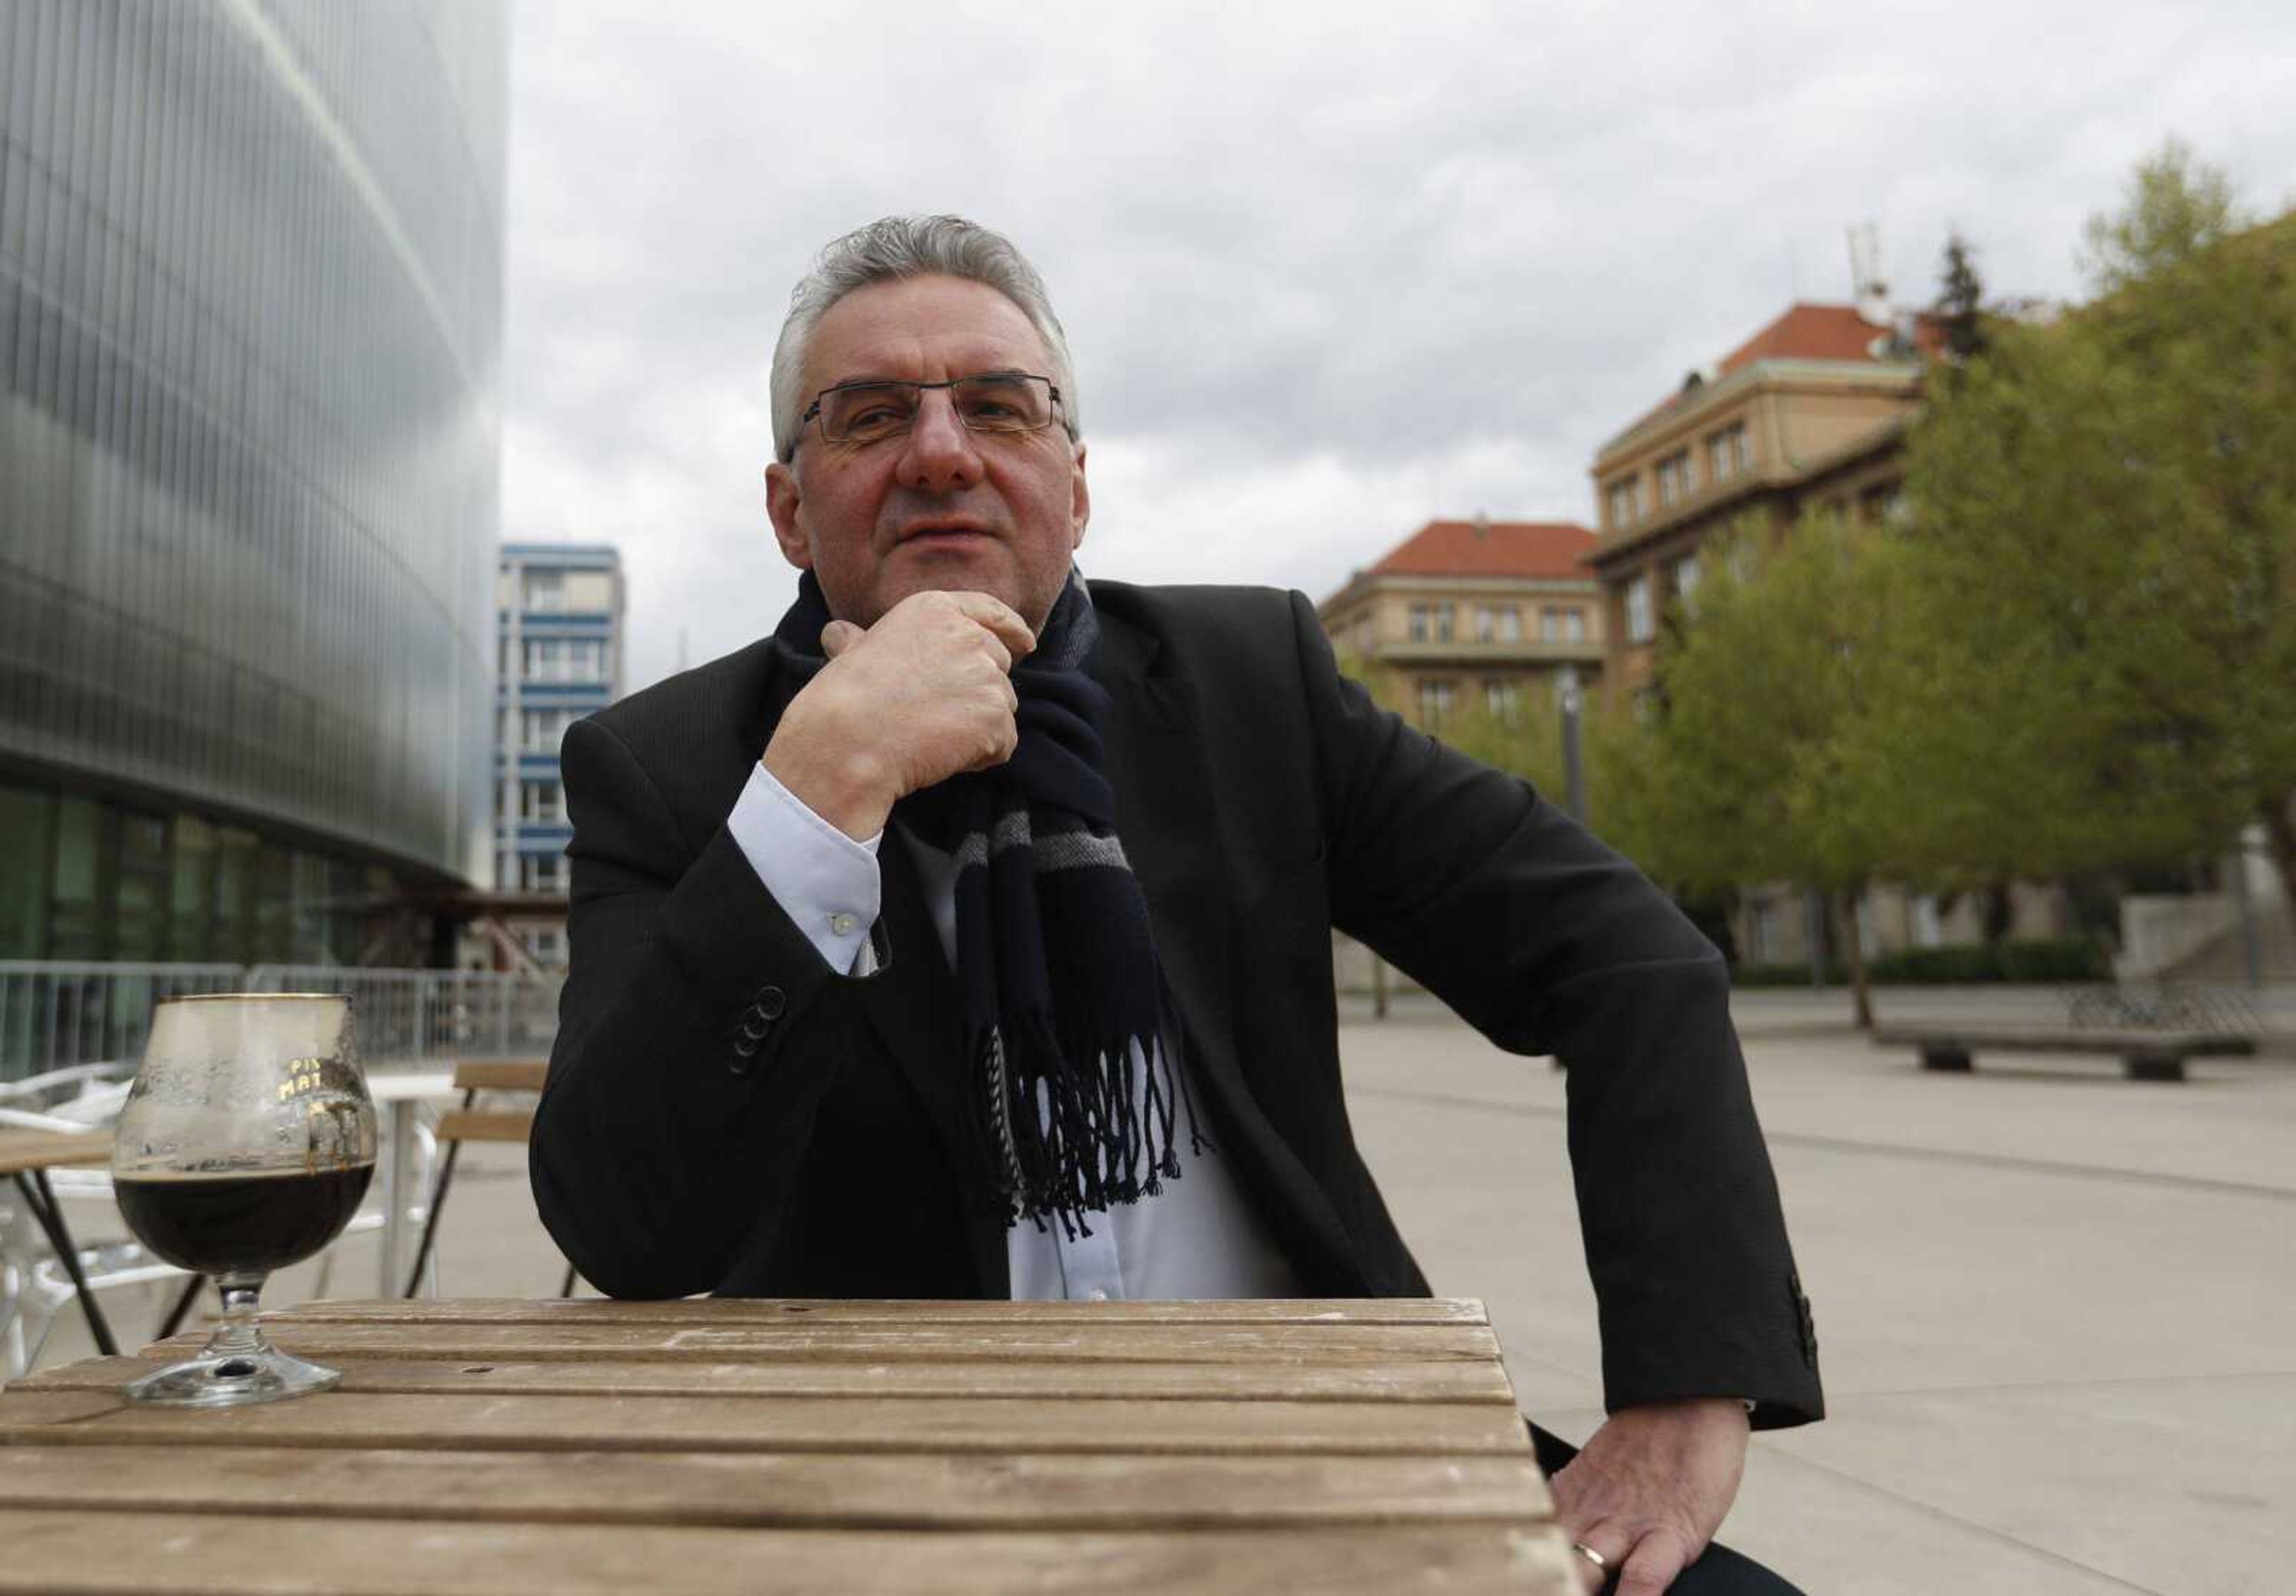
[1095,611,1369,1293]
[860,831,1012,1296]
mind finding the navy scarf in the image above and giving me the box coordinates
[771,571,1203,1236]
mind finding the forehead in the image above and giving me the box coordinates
[804,274,1051,390]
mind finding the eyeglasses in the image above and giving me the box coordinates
[795,373,1064,453]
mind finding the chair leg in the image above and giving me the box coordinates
[558,1261,579,1299]
[402,1090,475,1299]
[16,1171,115,1357]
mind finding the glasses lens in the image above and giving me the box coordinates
[953,374,1052,433]
[820,383,921,444]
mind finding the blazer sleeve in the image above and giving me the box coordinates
[1288,594,1822,1428]
[529,714,869,1299]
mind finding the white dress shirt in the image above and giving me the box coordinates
[727,763,1303,1302]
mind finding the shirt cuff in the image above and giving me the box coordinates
[726,762,883,975]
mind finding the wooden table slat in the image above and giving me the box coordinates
[137,1319,1506,1368]
[0,1387,1534,1457]
[432,1109,534,1145]
[271,1295,1491,1326]
[445,1060,549,1091]
[0,1442,1552,1529]
[0,1130,111,1177]
[1,1296,1568,1594]
[0,1510,1578,1595]
[21,1353,1520,1405]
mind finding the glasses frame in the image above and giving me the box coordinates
[791,373,1065,457]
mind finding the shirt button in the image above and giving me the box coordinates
[829,912,858,936]
[1087,1289,1109,1302]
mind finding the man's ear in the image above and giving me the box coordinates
[765,461,813,571]
[1069,441,1090,551]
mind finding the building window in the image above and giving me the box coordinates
[1606,476,1645,527]
[521,708,582,753]
[523,571,566,612]
[1706,422,1750,483]
[1498,607,1521,642]
[1408,604,1430,642]
[1355,613,1374,655]
[1745,896,1779,964]
[521,780,564,823]
[523,637,609,683]
[520,853,570,893]
[1433,603,1455,642]
[1656,449,1694,507]
[1474,606,1495,643]
[1417,679,1457,725]
[1474,605,1520,644]
[1625,575,1654,643]
[1672,554,1702,608]
[1483,679,1520,723]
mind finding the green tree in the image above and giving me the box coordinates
[1935,231,1989,364]
[1904,145,2296,907]
[2079,136,2244,292]
[1595,513,1912,1027]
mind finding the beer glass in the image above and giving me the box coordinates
[111,994,376,1406]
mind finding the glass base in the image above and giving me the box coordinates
[125,1344,343,1408]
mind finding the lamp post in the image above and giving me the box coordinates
[1556,666,1587,824]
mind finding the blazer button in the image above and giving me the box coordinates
[753,985,787,1020]
[741,1014,771,1041]
[729,1036,759,1075]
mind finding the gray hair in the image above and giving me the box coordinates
[770,215,1082,463]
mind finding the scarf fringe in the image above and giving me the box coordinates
[976,1003,1209,1239]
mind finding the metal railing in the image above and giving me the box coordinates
[0,962,562,1083]
[246,966,561,1064]
[0,963,246,1084]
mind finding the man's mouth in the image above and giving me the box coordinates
[897,523,995,547]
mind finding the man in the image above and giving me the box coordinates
[532,216,1821,1595]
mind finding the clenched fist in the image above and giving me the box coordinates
[762,589,1037,840]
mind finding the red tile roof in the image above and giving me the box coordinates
[1623,303,1947,437]
[1367,520,1598,581]
[1714,302,1946,374]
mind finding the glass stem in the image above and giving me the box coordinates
[205,1272,268,1361]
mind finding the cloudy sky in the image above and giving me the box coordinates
[499,0,2296,691]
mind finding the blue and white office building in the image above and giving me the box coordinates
[494,544,622,960]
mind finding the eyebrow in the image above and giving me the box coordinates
[819,366,1037,390]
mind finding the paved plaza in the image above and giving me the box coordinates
[28,985,2293,1594]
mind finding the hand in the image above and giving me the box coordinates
[1548,1398,1748,1594]
[763,590,1036,839]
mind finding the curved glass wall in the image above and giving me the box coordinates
[0,0,506,960]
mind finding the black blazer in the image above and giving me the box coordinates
[531,582,1824,1427]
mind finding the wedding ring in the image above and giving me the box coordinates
[1571,1540,1608,1571]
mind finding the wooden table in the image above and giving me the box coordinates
[0,1128,118,1357]
[0,1296,1578,1594]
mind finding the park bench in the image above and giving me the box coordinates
[1872,1023,2255,1082]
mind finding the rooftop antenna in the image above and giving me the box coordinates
[1847,222,1890,326]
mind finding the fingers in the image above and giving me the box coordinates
[819,619,865,659]
[1614,1533,1690,1596]
[936,590,1036,660]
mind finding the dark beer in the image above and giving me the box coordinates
[117,1164,374,1277]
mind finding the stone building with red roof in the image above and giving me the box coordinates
[1587,300,1946,699]
[1317,516,1603,728]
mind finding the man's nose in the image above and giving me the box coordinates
[896,389,983,492]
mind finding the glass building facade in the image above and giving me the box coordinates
[0,1,508,963]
